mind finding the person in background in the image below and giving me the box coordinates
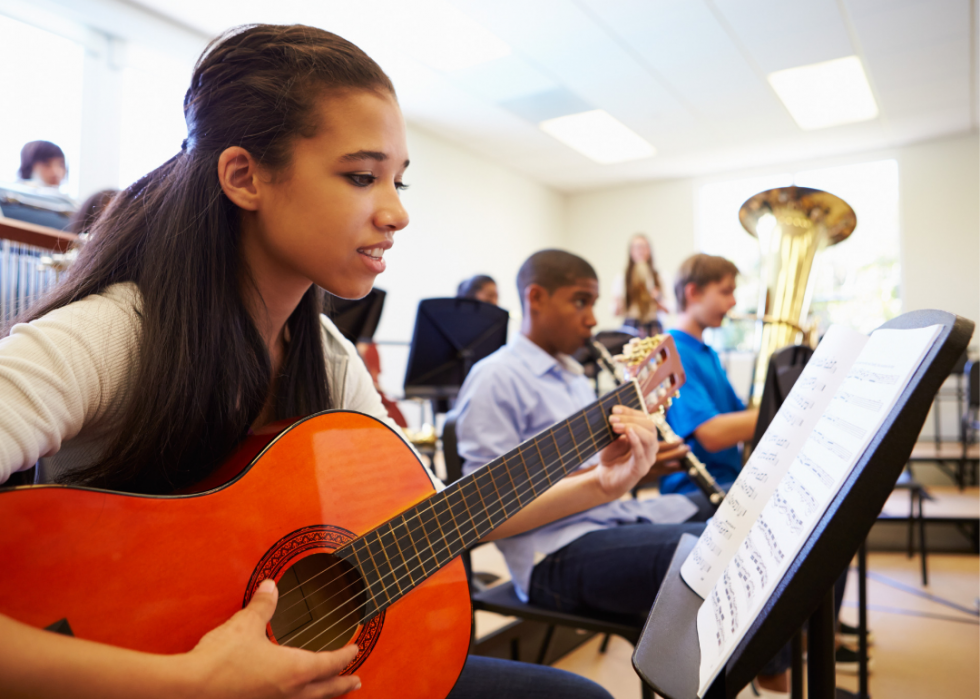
[612,233,668,338]
[662,253,758,496]
[456,249,702,621]
[18,141,68,189]
[69,189,118,236]
[456,274,498,305]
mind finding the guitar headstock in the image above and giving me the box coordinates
[616,334,686,414]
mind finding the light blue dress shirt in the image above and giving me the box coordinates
[455,333,697,600]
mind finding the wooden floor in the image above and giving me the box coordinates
[471,547,980,699]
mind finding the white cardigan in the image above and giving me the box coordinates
[0,283,436,488]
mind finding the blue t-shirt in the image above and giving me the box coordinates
[660,329,745,494]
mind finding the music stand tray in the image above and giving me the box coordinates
[403,298,509,400]
[633,310,975,699]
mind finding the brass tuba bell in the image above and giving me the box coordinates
[739,186,857,407]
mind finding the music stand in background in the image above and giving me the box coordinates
[326,288,386,344]
[403,298,509,409]
[573,330,638,390]
[632,310,974,699]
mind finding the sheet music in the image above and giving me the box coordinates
[680,325,869,597]
[695,324,942,697]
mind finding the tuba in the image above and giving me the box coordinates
[738,186,856,407]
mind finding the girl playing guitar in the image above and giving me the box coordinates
[0,24,666,699]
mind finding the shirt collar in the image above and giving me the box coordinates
[671,328,710,351]
[511,333,585,378]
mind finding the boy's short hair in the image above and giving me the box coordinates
[674,254,740,311]
[517,249,597,307]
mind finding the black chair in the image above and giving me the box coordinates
[962,361,979,483]
[442,416,654,698]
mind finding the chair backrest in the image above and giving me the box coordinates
[751,343,815,447]
[967,361,979,410]
[442,414,464,485]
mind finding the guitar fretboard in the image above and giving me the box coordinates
[339,380,644,617]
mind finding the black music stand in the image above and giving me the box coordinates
[573,330,637,385]
[326,288,386,344]
[403,298,509,405]
[633,310,975,699]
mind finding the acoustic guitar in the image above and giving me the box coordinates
[0,335,685,698]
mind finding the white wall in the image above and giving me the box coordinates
[564,132,980,340]
[376,124,565,402]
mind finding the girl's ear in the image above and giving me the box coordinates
[217,146,261,211]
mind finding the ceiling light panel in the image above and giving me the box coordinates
[768,56,879,130]
[539,110,656,164]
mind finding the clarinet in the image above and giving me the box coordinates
[591,338,726,506]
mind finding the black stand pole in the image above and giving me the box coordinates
[808,587,836,699]
[858,541,870,699]
[791,630,805,699]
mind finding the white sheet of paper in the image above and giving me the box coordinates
[695,324,942,697]
[680,325,868,597]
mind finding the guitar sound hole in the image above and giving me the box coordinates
[269,552,366,651]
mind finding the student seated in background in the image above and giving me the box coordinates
[456,274,499,305]
[456,249,704,622]
[660,253,759,499]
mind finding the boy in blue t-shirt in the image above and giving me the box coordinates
[661,254,759,496]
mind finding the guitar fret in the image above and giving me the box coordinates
[566,419,584,465]
[442,490,471,554]
[550,431,567,475]
[581,406,599,453]
[401,513,427,579]
[346,541,381,614]
[376,526,404,596]
[485,462,509,519]
[532,437,553,487]
[472,471,499,531]
[500,456,525,509]
[456,480,490,541]
[516,448,539,498]
[364,531,395,602]
[388,521,415,588]
[416,503,440,569]
[432,495,462,563]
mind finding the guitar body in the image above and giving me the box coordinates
[0,411,471,699]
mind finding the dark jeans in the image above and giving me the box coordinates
[529,521,791,677]
[528,522,706,621]
[447,655,612,699]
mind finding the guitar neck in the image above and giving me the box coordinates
[338,380,645,616]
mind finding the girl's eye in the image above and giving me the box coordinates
[347,173,376,187]
[395,181,410,192]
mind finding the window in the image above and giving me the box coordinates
[0,14,84,198]
[118,44,193,188]
[696,160,901,351]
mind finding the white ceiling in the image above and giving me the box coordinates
[127,0,978,192]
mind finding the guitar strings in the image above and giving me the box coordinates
[275,408,613,647]
[283,391,656,652]
[271,386,643,637]
[270,386,643,633]
[290,374,677,650]
[293,426,607,652]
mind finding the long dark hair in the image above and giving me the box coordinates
[19,25,395,494]
[624,233,662,317]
